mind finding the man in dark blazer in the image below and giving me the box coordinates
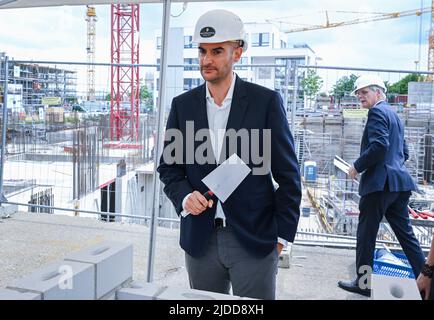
[157,9,301,300]
[338,74,425,297]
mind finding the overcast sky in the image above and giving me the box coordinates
[0,0,429,92]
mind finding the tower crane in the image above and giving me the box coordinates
[110,3,140,143]
[429,1,434,73]
[269,8,430,33]
[268,7,434,73]
[85,6,97,102]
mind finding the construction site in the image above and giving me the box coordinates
[0,0,434,302]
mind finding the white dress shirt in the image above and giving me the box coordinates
[181,72,236,221]
[180,73,287,247]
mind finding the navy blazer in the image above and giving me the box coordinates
[354,101,416,197]
[157,76,301,258]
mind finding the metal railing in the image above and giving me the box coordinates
[2,56,434,280]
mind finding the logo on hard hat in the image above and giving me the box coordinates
[200,27,216,38]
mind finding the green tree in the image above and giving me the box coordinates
[140,84,152,100]
[331,74,358,105]
[140,79,154,112]
[387,74,425,94]
[300,69,323,109]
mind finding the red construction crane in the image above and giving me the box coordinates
[110,3,140,142]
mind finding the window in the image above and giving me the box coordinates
[184,36,197,49]
[252,33,270,47]
[183,79,191,91]
[183,58,199,70]
[184,36,191,48]
[274,58,306,88]
[258,67,271,80]
[262,33,270,47]
[236,57,248,70]
[252,33,260,46]
[156,37,162,49]
[280,40,287,48]
[156,59,160,71]
[183,78,202,91]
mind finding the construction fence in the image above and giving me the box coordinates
[1,57,434,247]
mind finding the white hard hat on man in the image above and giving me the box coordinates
[351,74,387,96]
[193,9,248,52]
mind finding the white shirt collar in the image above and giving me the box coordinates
[205,72,237,104]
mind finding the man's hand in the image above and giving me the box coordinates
[277,242,284,255]
[185,191,213,215]
[417,273,432,300]
[348,166,358,180]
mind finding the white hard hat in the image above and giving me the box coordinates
[193,9,248,52]
[351,74,387,96]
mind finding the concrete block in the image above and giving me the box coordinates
[0,204,18,218]
[7,260,94,300]
[158,286,240,300]
[278,243,293,269]
[0,288,41,300]
[116,282,242,300]
[278,250,290,268]
[116,281,166,300]
[64,241,133,299]
[239,296,257,300]
[371,274,421,300]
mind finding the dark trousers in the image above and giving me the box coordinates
[356,190,425,280]
[185,226,278,300]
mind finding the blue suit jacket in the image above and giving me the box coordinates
[354,101,416,197]
[157,76,301,258]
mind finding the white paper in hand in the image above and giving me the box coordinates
[201,154,251,203]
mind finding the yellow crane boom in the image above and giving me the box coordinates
[269,7,434,73]
[268,8,430,33]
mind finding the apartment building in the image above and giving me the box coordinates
[154,22,318,110]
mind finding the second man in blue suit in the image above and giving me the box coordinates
[338,75,425,297]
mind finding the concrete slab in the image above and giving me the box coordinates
[116,281,165,300]
[0,287,41,300]
[158,286,242,300]
[117,281,241,300]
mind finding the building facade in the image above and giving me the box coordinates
[154,22,318,111]
[0,53,77,115]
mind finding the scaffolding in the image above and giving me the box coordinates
[110,4,140,142]
[5,63,77,112]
